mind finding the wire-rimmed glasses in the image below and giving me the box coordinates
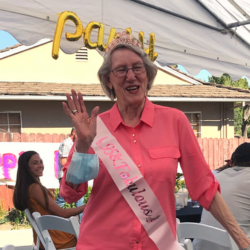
[110,64,146,77]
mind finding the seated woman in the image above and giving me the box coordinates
[13,151,86,249]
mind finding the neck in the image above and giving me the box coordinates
[117,98,146,127]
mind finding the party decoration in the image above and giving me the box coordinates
[125,27,132,34]
[97,25,116,51]
[2,153,17,180]
[84,21,101,49]
[52,12,157,61]
[139,31,158,61]
[52,11,83,59]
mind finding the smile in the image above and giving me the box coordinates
[126,86,139,92]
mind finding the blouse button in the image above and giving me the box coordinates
[138,164,141,168]
[134,140,137,143]
[132,134,135,137]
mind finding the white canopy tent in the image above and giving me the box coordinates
[0,0,250,80]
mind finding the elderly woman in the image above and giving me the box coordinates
[60,32,250,250]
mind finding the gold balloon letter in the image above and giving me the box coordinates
[125,27,132,34]
[84,22,102,49]
[52,11,83,60]
[139,32,158,61]
[97,25,116,51]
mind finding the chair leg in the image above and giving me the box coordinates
[183,239,193,250]
[45,237,56,250]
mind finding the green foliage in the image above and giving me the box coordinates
[208,74,249,90]
[175,173,185,193]
[0,200,6,219]
[234,106,243,136]
[208,74,250,137]
[0,200,9,224]
[54,186,92,208]
[6,209,28,225]
[0,208,31,229]
[84,186,92,204]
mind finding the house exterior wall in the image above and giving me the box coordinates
[0,42,190,85]
[157,101,234,138]
[0,100,234,138]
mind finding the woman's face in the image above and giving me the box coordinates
[108,48,148,108]
[28,154,44,178]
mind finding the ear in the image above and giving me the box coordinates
[107,79,113,90]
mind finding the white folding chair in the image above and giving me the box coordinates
[32,212,79,250]
[176,219,193,250]
[25,208,45,249]
[176,222,238,250]
[2,245,15,250]
[45,236,56,250]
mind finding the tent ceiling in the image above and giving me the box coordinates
[0,0,250,80]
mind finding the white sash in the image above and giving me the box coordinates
[91,117,184,250]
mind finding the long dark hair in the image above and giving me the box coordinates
[13,151,49,212]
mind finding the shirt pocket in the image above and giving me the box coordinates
[148,146,180,182]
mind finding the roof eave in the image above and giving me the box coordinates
[0,95,250,102]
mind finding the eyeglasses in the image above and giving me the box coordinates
[110,64,146,77]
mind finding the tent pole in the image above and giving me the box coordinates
[130,0,250,32]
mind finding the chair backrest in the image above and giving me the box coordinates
[32,212,79,241]
[176,222,238,250]
[24,208,45,248]
[2,245,15,250]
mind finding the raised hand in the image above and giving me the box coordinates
[63,89,99,153]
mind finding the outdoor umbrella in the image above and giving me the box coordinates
[0,0,250,80]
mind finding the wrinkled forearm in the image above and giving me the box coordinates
[209,191,250,249]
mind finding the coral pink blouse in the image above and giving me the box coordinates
[61,98,220,250]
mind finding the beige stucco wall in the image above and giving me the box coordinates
[158,101,234,138]
[0,100,234,138]
[0,42,190,85]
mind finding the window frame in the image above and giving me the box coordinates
[184,111,202,138]
[0,111,22,133]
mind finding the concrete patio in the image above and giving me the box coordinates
[0,229,33,250]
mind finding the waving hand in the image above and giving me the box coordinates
[63,89,99,153]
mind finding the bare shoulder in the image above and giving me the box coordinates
[29,183,43,198]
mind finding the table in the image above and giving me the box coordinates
[176,203,203,223]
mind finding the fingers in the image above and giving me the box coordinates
[90,106,100,133]
[78,92,87,113]
[71,90,81,113]
[66,90,88,115]
[62,102,74,118]
[65,93,76,113]
[91,106,100,120]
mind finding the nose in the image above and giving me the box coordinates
[126,68,136,80]
[39,162,44,168]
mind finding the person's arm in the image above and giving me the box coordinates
[61,90,99,190]
[60,157,67,167]
[177,112,250,249]
[209,191,250,250]
[30,183,86,218]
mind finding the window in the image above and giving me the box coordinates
[75,47,88,61]
[184,112,202,138]
[0,112,22,133]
